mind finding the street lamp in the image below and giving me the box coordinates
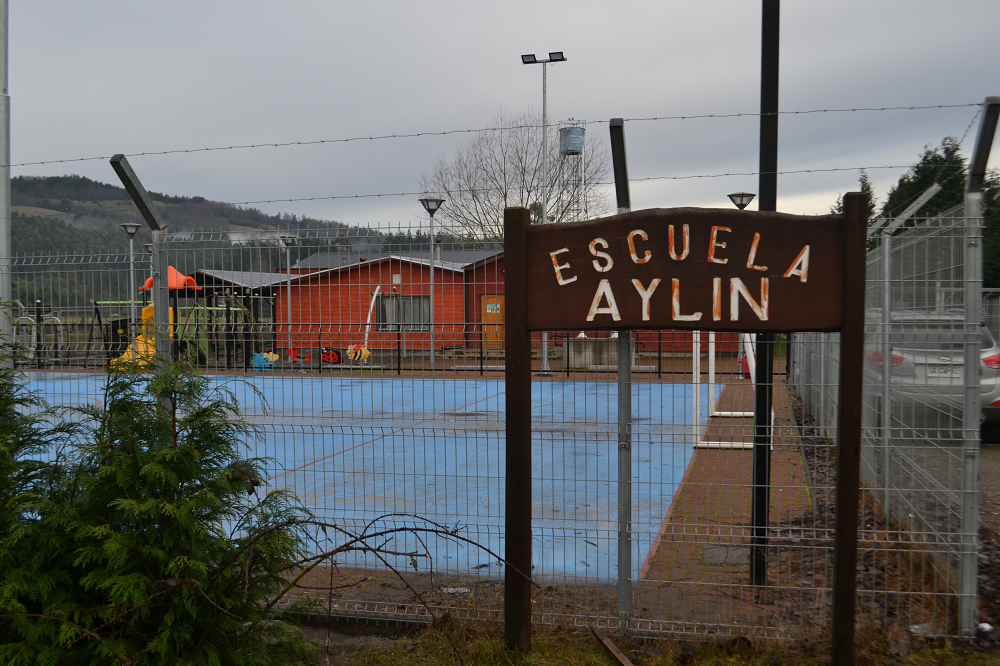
[419,198,445,372]
[520,51,566,225]
[522,51,565,376]
[728,192,756,210]
[279,234,297,355]
[120,222,141,331]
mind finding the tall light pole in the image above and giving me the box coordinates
[521,51,565,376]
[120,223,140,331]
[279,234,296,354]
[419,198,444,371]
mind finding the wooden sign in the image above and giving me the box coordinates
[525,207,844,333]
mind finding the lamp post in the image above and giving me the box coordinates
[728,192,756,210]
[419,198,445,371]
[521,51,565,376]
[120,223,141,330]
[279,235,296,355]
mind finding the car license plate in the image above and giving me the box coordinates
[926,365,960,377]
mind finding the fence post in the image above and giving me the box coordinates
[881,229,892,514]
[504,207,532,652]
[617,330,632,628]
[959,96,998,635]
[831,192,868,666]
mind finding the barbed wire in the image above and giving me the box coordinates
[17,162,968,220]
[8,103,980,169]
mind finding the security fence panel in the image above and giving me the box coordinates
[791,204,982,637]
[8,208,977,639]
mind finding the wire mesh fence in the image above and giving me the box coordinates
[6,213,981,639]
[791,203,983,638]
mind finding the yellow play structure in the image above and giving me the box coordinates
[110,304,172,369]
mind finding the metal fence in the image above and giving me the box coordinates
[790,203,983,637]
[8,216,979,638]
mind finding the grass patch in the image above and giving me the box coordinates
[340,620,1000,666]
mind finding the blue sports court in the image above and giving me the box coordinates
[28,373,719,582]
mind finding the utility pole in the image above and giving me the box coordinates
[0,0,11,358]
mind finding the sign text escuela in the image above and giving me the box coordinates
[524,208,845,333]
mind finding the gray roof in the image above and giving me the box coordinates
[293,248,502,270]
[195,269,289,289]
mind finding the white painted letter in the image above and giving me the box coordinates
[783,245,810,282]
[668,224,690,261]
[730,277,769,321]
[549,248,577,285]
[628,229,651,264]
[589,238,614,272]
[707,226,731,264]
[632,278,661,321]
[587,279,621,321]
[712,277,722,321]
[746,232,768,271]
[671,278,703,322]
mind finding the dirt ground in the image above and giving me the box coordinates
[979,443,1000,626]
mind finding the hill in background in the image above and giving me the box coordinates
[11,174,352,255]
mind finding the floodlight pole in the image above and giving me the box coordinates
[0,0,10,361]
[522,52,565,376]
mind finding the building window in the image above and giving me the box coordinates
[377,295,431,331]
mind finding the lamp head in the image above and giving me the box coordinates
[521,54,537,64]
[419,197,445,216]
[143,243,153,254]
[120,222,141,238]
[548,51,566,62]
[727,192,756,210]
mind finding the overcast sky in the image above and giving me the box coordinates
[9,1,1000,228]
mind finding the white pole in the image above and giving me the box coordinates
[429,212,435,372]
[286,242,292,353]
[0,0,10,357]
[708,332,716,415]
[693,331,701,446]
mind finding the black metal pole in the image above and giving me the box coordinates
[751,0,779,589]
[609,118,631,214]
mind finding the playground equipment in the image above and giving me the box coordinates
[12,299,64,367]
[110,303,168,369]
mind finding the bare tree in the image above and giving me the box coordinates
[419,110,610,240]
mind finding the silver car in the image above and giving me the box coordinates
[864,310,1000,425]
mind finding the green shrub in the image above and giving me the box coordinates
[0,351,316,665]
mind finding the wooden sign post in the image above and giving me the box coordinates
[504,195,866,662]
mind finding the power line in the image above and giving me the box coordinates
[8,103,980,169]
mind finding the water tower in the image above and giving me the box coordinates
[557,120,586,222]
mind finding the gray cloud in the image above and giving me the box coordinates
[10,1,999,227]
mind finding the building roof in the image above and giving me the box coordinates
[293,248,502,271]
[195,269,289,290]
